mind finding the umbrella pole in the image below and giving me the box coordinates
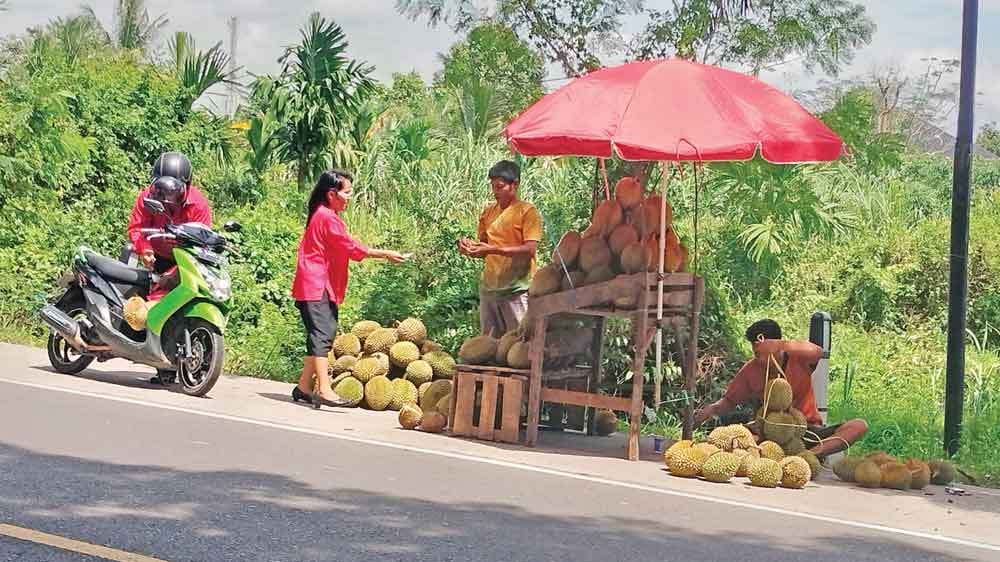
[654,161,670,410]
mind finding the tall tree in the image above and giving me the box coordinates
[250,13,375,189]
[81,0,167,55]
[168,32,243,114]
[976,123,1000,157]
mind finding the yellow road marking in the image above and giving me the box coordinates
[0,523,168,562]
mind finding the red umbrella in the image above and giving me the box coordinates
[504,58,845,163]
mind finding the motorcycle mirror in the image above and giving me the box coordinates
[223,220,242,233]
[142,198,167,216]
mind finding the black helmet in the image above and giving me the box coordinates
[151,175,187,209]
[152,152,193,185]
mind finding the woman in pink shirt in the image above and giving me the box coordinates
[291,170,406,409]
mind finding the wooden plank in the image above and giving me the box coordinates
[498,378,522,443]
[477,376,498,441]
[684,276,705,442]
[452,373,477,437]
[586,317,606,436]
[628,280,651,462]
[456,364,532,376]
[540,388,630,411]
[525,316,547,447]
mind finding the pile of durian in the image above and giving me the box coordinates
[832,451,956,491]
[754,377,813,455]
[664,424,818,489]
[529,176,689,305]
[455,315,599,371]
[327,317,456,432]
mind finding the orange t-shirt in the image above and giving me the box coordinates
[723,347,823,426]
[477,199,543,296]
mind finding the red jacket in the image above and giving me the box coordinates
[127,185,213,259]
[291,205,369,304]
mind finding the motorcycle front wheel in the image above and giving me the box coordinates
[177,318,224,397]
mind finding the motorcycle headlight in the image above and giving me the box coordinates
[194,261,232,301]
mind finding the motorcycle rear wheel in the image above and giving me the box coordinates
[46,300,95,375]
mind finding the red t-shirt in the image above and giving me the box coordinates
[291,206,368,304]
[723,343,823,426]
[126,185,213,259]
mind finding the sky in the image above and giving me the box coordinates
[1,0,998,131]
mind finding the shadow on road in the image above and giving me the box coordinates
[0,442,984,562]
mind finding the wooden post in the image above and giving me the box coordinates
[526,315,548,447]
[628,274,652,461]
[586,317,606,436]
[683,278,705,440]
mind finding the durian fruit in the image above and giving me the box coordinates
[789,408,808,441]
[496,331,520,365]
[782,438,806,456]
[459,334,499,365]
[663,440,693,466]
[331,371,354,387]
[615,177,644,210]
[389,341,421,368]
[399,404,422,429]
[780,456,812,489]
[507,341,531,369]
[370,352,391,374]
[396,318,427,345]
[928,460,956,485]
[363,376,393,411]
[880,462,913,490]
[420,379,453,413]
[353,356,388,383]
[333,376,364,405]
[865,451,898,467]
[529,264,564,297]
[747,458,783,488]
[854,460,883,488]
[619,241,648,274]
[330,355,358,376]
[758,441,785,462]
[609,275,639,309]
[594,410,618,436]
[735,448,760,477]
[645,236,663,273]
[419,411,447,433]
[708,424,755,452]
[906,459,931,490]
[579,237,612,272]
[423,351,457,379]
[609,224,639,256]
[663,229,688,273]
[123,296,150,331]
[592,199,624,238]
[761,411,799,446]
[405,360,434,386]
[669,447,710,478]
[701,452,741,483]
[434,393,451,417]
[636,196,671,240]
[333,333,362,358]
[363,328,398,355]
[797,450,821,480]
[389,378,419,411]
[763,378,794,412]
[583,265,616,286]
[552,231,582,268]
[693,443,721,457]
[833,456,865,482]
[420,340,442,354]
[351,320,381,343]
[560,270,587,291]
[418,382,431,403]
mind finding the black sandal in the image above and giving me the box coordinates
[292,386,313,403]
[311,392,357,409]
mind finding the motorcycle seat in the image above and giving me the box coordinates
[83,250,153,288]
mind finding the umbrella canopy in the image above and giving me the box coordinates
[504,59,845,163]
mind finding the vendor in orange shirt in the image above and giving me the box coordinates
[694,319,868,458]
[459,160,543,337]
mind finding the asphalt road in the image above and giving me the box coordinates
[0,379,994,562]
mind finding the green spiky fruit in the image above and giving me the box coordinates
[399,404,422,429]
[663,440,693,467]
[331,371,354,387]
[708,424,755,452]
[420,340,442,354]
[583,264,616,286]
[855,460,883,488]
[331,355,358,376]
[833,456,865,482]
[780,456,811,489]
[496,332,520,366]
[747,458,783,488]
[363,376,393,411]
[797,450,821,481]
[529,264,563,297]
[701,452,741,483]
[594,410,617,436]
[735,449,759,477]
[579,236,612,272]
[507,341,532,369]
[423,351,457,379]
[333,377,364,405]
[353,356,387,383]
[669,448,709,478]
[763,378,793,412]
[418,382,431,403]
[420,379,453,413]
[907,459,931,490]
[693,443,720,457]
[880,462,912,490]
[388,378,419,411]
[351,320,381,343]
[419,411,447,433]
[434,393,451,417]
[396,318,427,345]
[865,451,898,466]
[928,460,956,485]
[762,412,799,445]
[782,438,806,455]
[560,270,587,291]
[363,328,398,355]
[405,360,434,386]
[333,334,361,358]
[758,441,785,462]
[789,408,808,441]
[389,341,421,368]
[459,335,498,364]
[620,241,648,274]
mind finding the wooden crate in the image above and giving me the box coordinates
[451,370,525,444]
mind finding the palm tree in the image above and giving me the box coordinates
[82,0,167,55]
[251,12,375,189]
[168,32,243,113]
[49,12,107,63]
